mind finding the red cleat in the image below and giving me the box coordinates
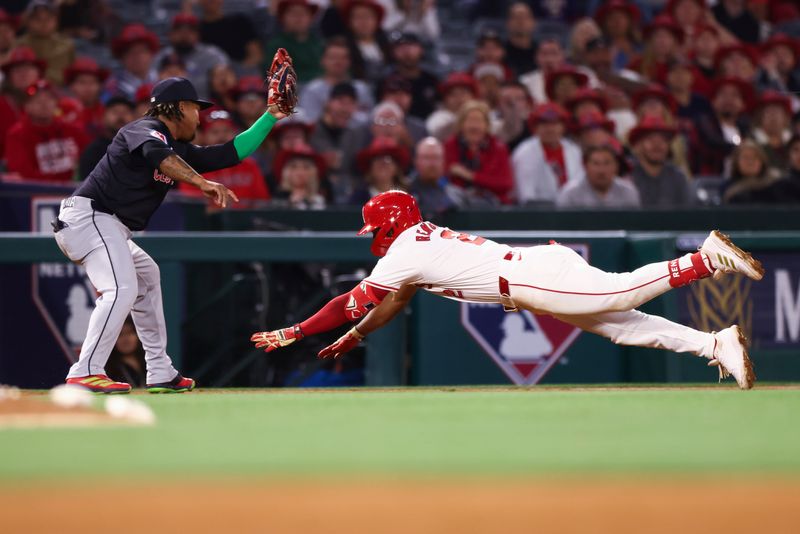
[146,374,196,394]
[66,375,132,394]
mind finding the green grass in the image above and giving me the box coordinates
[1,387,799,481]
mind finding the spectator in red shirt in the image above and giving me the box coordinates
[179,108,271,208]
[64,57,109,140]
[5,79,88,182]
[0,47,45,161]
[444,99,513,205]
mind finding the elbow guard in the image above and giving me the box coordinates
[344,282,389,320]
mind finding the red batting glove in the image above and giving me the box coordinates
[318,327,365,359]
[250,325,304,352]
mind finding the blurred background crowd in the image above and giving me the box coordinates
[1,0,800,216]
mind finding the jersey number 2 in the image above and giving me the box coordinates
[440,229,486,246]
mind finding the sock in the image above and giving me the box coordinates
[668,252,713,288]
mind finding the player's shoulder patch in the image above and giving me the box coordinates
[149,130,168,144]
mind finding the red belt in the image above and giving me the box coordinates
[499,249,519,311]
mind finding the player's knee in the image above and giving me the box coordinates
[138,260,161,287]
[114,285,138,308]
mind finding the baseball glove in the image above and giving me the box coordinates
[266,48,298,116]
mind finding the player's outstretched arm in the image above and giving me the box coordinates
[318,285,417,359]
[158,154,239,208]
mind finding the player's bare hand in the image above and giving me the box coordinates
[200,180,239,208]
[318,327,364,359]
[251,325,304,352]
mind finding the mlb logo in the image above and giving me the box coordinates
[461,243,588,385]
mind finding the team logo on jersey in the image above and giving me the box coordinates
[460,243,588,385]
[31,198,91,363]
[149,130,168,144]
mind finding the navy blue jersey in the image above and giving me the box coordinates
[74,117,239,230]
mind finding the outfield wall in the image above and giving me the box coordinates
[1,231,799,388]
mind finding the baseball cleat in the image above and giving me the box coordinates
[66,375,132,394]
[711,326,756,390]
[146,374,196,394]
[700,230,764,281]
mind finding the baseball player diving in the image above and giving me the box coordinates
[55,50,298,393]
[252,189,764,389]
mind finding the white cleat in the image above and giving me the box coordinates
[700,230,764,281]
[710,325,756,390]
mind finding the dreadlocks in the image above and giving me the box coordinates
[145,102,184,121]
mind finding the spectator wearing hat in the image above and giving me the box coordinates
[207,63,238,114]
[504,3,537,78]
[198,0,262,68]
[594,0,641,72]
[343,0,392,83]
[15,0,74,86]
[386,31,439,119]
[408,136,459,220]
[64,57,109,140]
[265,0,324,82]
[231,76,268,130]
[574,110,616,151]
[751,91,794,175]
[105,24,159,102]
[695,77,753,175]
[425,72,478,141]
[179,108,271,207]
[472,62,506,110]
[631,84,692,176]
[340,101,412,194]
[5,79,88,182]
[444,100,513,205]
[545,64,590,106]
[133,83,153,118]
[152,14,229,100]
[0,47,45,159]
[578,35,644,93]
[272,144,327,209]
[299,37,374,124]
[666,0,724,41]
[78,96,133,179]
[714,43,762,87]
[512,102,583,203]
[629,115,690,207]
[556,143,640,208]
[156,53,189,81]
[383,0,440,43]
[630,15,683,83]
[309,82,360,202]
[565,87,609,122]
[760,34,800,97]
[712,0,760,44]
[474,29,510,75]
[722,139,783,203]
[519,37,565,103]
[0,9,17,66]
[690,23,721,82]
[351,136,410,204]
[493,81,534,153]
[379,74,427,143]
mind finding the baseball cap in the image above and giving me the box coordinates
[330,81,357,100]
[390,31,422,47]
[150,77,213,109]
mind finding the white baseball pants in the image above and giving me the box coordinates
[504,244,715,358]
[54,197,179,383]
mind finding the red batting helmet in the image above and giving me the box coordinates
[357,190,422,257]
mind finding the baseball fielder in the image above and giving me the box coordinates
[55,51,298,393]
[253,190,764,389]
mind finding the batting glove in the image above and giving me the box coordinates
[251,325,304,352]
[318,327,365,359]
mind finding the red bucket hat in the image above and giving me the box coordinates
[111,24,160,59]
[356,137,411,174]
[1,46,46,75]
[628,115,678,145]
[273,144,327,178]
[544,65,589,101]
[64,57,110,85]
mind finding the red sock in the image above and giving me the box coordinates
[668,252,712,288]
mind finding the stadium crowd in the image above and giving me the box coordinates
[1,0,800,215]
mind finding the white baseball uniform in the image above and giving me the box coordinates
[363,222,716,359]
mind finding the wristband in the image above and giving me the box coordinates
[350,326,365,340]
